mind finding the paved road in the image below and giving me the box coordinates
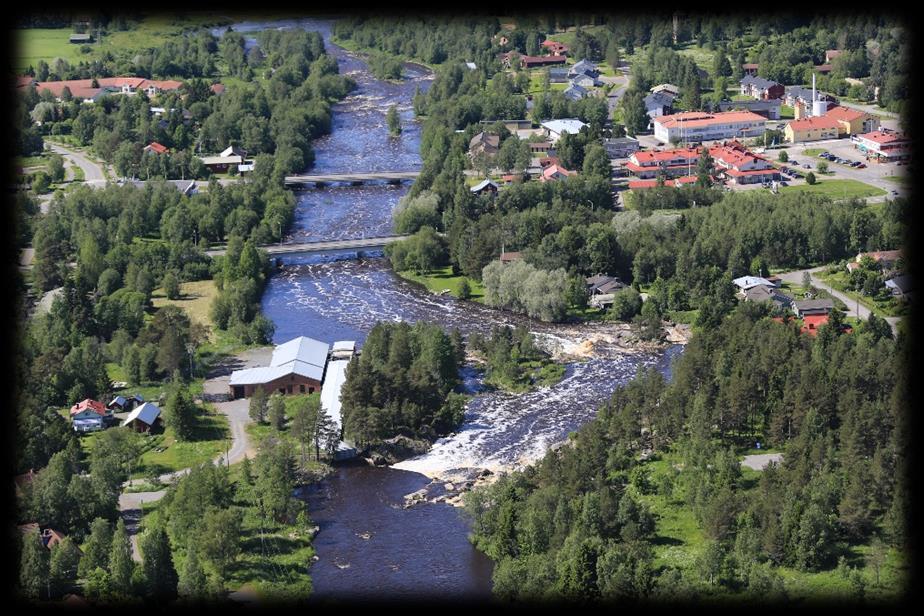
[836,100,900,121]
[777,266,900,335]
[741,453,783,471]
[47,143,108,185]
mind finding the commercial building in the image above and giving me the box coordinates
[716,98,781,120]
[652,111,767,144]
[540,118,587,144]
[229,336,330,399]
[625,141,778,186]
[852,130,911,162]
[602,136,640,159]
[784,105,879,143]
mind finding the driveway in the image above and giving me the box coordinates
[118,490,166,561]
[47,142,109,186]
[776,266,900,335]
[741,453,783,471]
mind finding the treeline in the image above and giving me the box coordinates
[465,302,908,600]
[339,321,467,449]
[468,325,563,391]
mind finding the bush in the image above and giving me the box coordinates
[805,172,816,185]
[458,278,472,299]
[163,271,181,300]
[778,151,788,162]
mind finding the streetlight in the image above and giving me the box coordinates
[185,343,196,377]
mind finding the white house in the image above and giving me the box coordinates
[540,119,588,144]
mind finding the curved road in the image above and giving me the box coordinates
[47,142,109,186]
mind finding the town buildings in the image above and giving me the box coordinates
[784,105,879,143]
[652,110,767,144]
[739,75,784,100]
[540,119,587,144]
[716,98,781,120]
[228,336,330,399]
[852,130,910,162]
[624,141,778,186]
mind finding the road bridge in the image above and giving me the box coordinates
[284,171,421,185]
[205,235,409,258]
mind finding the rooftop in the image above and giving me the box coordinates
[655,110,767,130]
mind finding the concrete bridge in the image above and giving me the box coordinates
[284,171,421,186]
[205,235,409,258]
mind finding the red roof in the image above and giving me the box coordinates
[742,63,759,69]
[628,176,697,189]
[788,115,840,131]
[144,142,169,154]
[824,105,867,123]
[858,131,907,145]
[210,83,226,94]
[655,110,766,129]
[815,64,833,72]
[521,55,567,67]
[541,164,574,181]
[16,75,36,88]
[70,399,107,417]
[29,76,183,100]
[801,314,829,336]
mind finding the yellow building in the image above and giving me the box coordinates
[825,106,879,135]
[785,116,840,143]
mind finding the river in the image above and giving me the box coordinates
[219,17,681,601]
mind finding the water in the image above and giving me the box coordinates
[223,17,682,601]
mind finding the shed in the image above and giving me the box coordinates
[122,402,162,432]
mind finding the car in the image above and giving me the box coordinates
[891,190,899,195]
[788,159,799,165]
[803,164,811,169]
[857,163,866,169]
[780,181,789,186]
[820,151,829,157]
[850,161,861,167]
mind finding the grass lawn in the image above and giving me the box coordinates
[778,179,885,200]
[133,407,230,478]
[151,279,219,336]
[667,309,699,325]
[673,42,714,74]
[69,162,85,182]
[779,105,795,119]
[817,270,908,319]
[880,174,909,185]
[803,148,826,157]
[246,392,320,449]
[396,266,485,302]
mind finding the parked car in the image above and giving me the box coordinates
[819,151,829,157]
[803,164,811,169]
[857,163,866,169]
[788,159,799,165]
[891,190,899,195]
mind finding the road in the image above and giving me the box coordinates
[741,453,783,471]
[776,266,900,335]
[47,142,108,186]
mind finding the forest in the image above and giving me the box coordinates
[465,302,909,600]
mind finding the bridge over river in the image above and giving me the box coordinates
[205,234,410,258]
[284,171,420,186]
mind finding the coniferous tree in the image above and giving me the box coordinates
[141,526,178,601]
[19,530,49,600]
[109,518,135,595]
[48,536,82,599]
[268,393,286,431]
[178,538,208,601]
[249,386,268,424]
[79,517,113,578]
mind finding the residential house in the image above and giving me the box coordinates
[541,40,569,56]
[199,144,247,173]
[710,140,780,185]
[563,83,588,101]
[602,137,640,159]
[625,146,702,180]
[229,336,330,399]
[548,67,569,83]
[499,251,522,264]
[825,50,844,63]
[69,33,93,44]
[470,179,499,195]
[651,83,681,97]
[520,55,567,69]
[528,141,551,154]
[569,59,599,79]
[742,63,759,76]
[885,275,913,302]
[570,73,598,88]
[743,285,794,311]
[107,393,144,412]
[469,131,500,159]
[122,402,163,433]
[852,130,911,163]
[69,399,112,433]
[210,83,226,95]
[716,98,781,120]
[541,164,574,182]
[846,249,903,273]
[653,111,767,144]
[540,118,587,144]
[733,275,778,293]
[586,274,625,295]
[792,298,834,318]
[801,313,830,336]
[739,75,784,100]
[643,91,676,122]
[143,141,169,155]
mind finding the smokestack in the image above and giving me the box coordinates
[812,73,816,111]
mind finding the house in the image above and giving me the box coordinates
[528,141,551,154]
[540,119,587,144]
[470,179,499,195]
[122,402,163,433]
[739,75,784,100]
[199,145,247,173]
[143,142,169,155]
[229,336,330,399]
[18,524,76,551]
[570,73,598,88]
[541,40,569,56]
[465,62,477,70]
[586,274,624,295]
[107,393,144,412]
[742,63,759,76]
[651,83,681,97]
[716,98,781,120]
[784,115,841,143]
[602,137,640,159]
[847,249,903,273]
[69,33,93,44]
[824,105,879,136]
[800,313,830,336]
[469,131,500,159]
[852,130,911,163]
[643,91,676,121]
[653,111,767,144]
[70,399,111,433]
[814,64,833,74]
[569,59,599,79]
[710,140,780,185]
[792,298,834,318]
[625,146,702,180]
[784,85,837,118]
[541,164,574,182]
[548,67,569,83]
[520,55,567,69]
[563,83,588,101]
[825,50,844,63]
[743,285,794,311]
[733,276,778,292]
[885,275,913,302]
[499,251,522,264]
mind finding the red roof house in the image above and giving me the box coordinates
[801,314,829,336]
[143,141,169,155]
[210,83,226,95]
[69,399,107,417]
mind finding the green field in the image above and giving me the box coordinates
[779,105,795,119]
[151,279,219,335]
[803,148,826,157]
[396,266,486,302]
[817,270,909,319]
[778,179,886,200]
[133,408,230,478]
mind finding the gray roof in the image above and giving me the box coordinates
[717,98,781,112]
[122,402,161,427]
[320,359,350,432]
[471,179,500,193]
[271,336,329,370]
[563,84,587,100]
[885,275,912,294]
[733,276,776,290]
[793,298,834,312]
[744,285,793,306]
[644,91,675,110]
[569,59,598,76]
[740,75,780,90]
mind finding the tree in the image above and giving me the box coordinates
[140,526,178,600]
[48,154,66,183]
[620,89,649,136]
[198,508,242,577]
[249,386,268,424]
[19,530,50,600]
[682,79,702,112]
[165,382,197,442]
[582,143,612,180]
[696,146,714,188]
[109,518,135,596]
[386,104,402,137]
[609,286,643,321]
[458,278,472,300]
[32,171,51,194]
[806,171,816,185]
[778,150,789,163]
[79,517,113,578]
[163,270,181,300]
[268,392,286,431]
[817,161,828,174]
[178,538,208,601]
[48,536,82,599]
[713,48,732,77]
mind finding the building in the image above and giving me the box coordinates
[563,83,588,101]
[69,33,93,44]
[143,142,169,155]
[469,131,500,159]
[815,64,833,75]
[602,137,640,159]
[801,313,830,336]
[20,76,184,103]
[470,178,499,195]
[741,63,759,76]
[710,141,780,185]
[210,83,226,95]
[852,130,911,162]
[846,249,903,273]
[627,176,698,190]
[653,111,767,144]
[625,146,702,179]
[199,145,248,173]
[529,141,551,154]
[465,62,477,70]
[70,399,112,433]
[520,55,567,69]
[625,140,774,185]
[651,83,681,97]
[570,73,598,88]
[548,67,569,83]
[716,98,781,120]
[541,40,569,56]
[743,285,794,311]
[122,402,163,433]
[784,115,840,143]
[784,86,837,118]
[540,119,587,144]
[541,164,574,182]
[739,75,784,100]
[885,275,913,302]
[825,50,844,63]
[733,276,778,292]
[107,394,144,412]
[229,336,329,399]
[644,91,676,121]
[586,274,625,295]
[499,251,522,264]
[824,105,879,135]
[792,298,834,318]
[569,59,599,79]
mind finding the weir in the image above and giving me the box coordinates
[205,235,409,258]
